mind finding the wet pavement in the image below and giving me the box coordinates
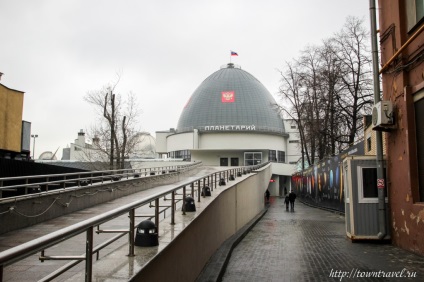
[221,197,424,282]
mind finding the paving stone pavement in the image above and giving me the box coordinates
[221,197,424,282]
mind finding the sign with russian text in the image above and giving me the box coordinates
[221,91,235,103]
[203,125,256,131]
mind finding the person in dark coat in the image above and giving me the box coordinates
[265,189,270,202]
[288,190,297,211]
[284,194,290,211]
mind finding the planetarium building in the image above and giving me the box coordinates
[156,63,300,194]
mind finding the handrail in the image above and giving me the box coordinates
[0,162,201,199]
[0,162,270,282]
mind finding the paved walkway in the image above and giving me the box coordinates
[221,197,424,282]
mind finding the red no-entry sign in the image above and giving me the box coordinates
[377,179,385,189]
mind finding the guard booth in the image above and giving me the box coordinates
[343,156,390,241]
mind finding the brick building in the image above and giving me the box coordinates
[377,0,424,255]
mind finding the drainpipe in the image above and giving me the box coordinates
[369,0,387,239]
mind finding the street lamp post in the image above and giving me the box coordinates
[31,134,38,159]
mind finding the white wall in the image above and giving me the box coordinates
[156,131,171,153]
[283,119,302,164]
[167,132,194,152]
[199,132,286,151]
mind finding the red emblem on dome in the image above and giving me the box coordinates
[221,91,235,103]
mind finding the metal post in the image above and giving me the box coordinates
[182,186,186,215]
[129,209,135,256]
[85,227,93,282]
[370,0,387,239]
[155,198,159,235]
[197,180,201,202]
[191,182,194,198]
[171,191,175,225]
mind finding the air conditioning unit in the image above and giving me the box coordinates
[372,100,393,128]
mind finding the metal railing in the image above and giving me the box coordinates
[0,162,201,200]
[0,162,269,282]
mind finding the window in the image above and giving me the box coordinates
[269,150,277,162]
[415,97,424,201]
[406,0,424,30]
[367,136,372,152]
[244,152,262,166]
[362,168,378,198]
[168,150,191,161]
[289,140,299,143]
[277,151,285,163]
[291,125,296,129]
[357,166,387,203]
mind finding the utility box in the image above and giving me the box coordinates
[343,156,390,241]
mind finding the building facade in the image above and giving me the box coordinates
[157,63,301,195]
[378,0,424,255]
[0,79,31,160]
[62,130,157,161]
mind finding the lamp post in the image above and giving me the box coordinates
[31,134,38,159]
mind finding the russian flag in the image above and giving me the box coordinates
[231,51,238,56]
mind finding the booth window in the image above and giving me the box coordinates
[362,168,378,198]
[358,166,387,203]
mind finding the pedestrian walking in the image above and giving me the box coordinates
[288,190,296,211]
[284,194,290,211]
[265,189,270,202]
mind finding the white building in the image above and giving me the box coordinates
[156,63,301,195]
[62,130,158,161]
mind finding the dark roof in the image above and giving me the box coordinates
[176,63,285,134]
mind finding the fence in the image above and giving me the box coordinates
[0,162,267,282]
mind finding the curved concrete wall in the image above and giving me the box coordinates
[131,164,271,282]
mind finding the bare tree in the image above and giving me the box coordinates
[330,16,374,146]
[278,61,312,168]
[278,16,373,167]
[84,78,141,169]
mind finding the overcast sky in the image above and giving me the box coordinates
[1,0,371,159]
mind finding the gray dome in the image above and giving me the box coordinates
[131,132,156,158]
[39,151,57,160]
[177,63,284,134]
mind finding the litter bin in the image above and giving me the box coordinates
[229,174,235,181]
[135,220,159,247]
[183,196,196,212]
[80,180,89,186]
[201,186,211,196]
[219,178,226,186]
[237,171,242,177]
